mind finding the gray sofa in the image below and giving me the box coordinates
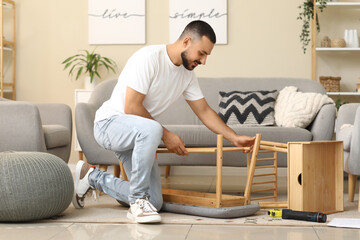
[0,97,72,163]
[76,77,335,168]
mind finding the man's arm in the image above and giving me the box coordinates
[187,98,255,152]
[125,86,188,155]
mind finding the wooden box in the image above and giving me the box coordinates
[287,141,344,214]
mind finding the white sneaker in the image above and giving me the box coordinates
[72,160,95,209]
[127,198,161,223]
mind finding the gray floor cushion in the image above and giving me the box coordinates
[0,151,74,222]
[161,202,261,219]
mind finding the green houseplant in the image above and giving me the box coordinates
[297,0,331,54]
[62,49,117,87]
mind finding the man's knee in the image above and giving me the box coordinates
[140,120,163,142]
[151,121,163,140]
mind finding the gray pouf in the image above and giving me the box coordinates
[0,151,74,222]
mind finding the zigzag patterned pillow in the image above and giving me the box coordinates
[218,90,278,126]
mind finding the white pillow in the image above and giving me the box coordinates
[274,86,334,128]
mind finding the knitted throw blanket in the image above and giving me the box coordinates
[274,86,334,128]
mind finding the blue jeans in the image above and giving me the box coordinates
[91,114,163,211]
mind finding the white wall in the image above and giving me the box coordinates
[15,0,317,164]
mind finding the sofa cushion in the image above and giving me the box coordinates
[337,124,353,151]
[42,125,70,149]
[218,90,278,126]
[275,86,334,128]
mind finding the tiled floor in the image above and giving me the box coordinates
[1,168,359,240]
[1,223,360,240]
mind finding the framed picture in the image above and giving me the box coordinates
[88,0,145,44]
[169,0,227,44]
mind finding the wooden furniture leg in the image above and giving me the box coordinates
[99,165,108,172]
[119,159,128,181]
[244,134,262,205]
[274,151,278,201]
[165,165,171,178]
[216,134,223,208]
[114,165,120,178]
[348,174,357,202]
[79,151,83,161]
[246,152,251,176]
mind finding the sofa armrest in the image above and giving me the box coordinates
[307,104,336,141]
[75,102,118,165]
[335,103,360,134]
[35,103,72,132]
[0,101,46,152]
[348,105,360,175]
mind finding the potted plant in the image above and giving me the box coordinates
[62,49,117,89]
[297,0,332,54]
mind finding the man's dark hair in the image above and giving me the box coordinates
[179,20,216,44]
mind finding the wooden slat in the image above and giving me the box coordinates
[258,150,276,153]
[254,173,276,177]
[222,147,250,152]
[256,157,276,161]
[220,197,245,207]
[260,140,288,148]
[156,146,250,154]
[156,148,216,153]
[163,193,217,207]
[162,188,245,208]
[274,151,278,201]
[260,145,288,153]
[252,180,276,185]
[162,188,217,199]
[251,195,277,201]
[255,165,275,169]
[251,188,276,193]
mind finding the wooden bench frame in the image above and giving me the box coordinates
[119,134,263,208]
[114,133,293,208]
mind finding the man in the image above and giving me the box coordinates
[72,20,255,224]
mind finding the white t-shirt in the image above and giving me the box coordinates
[94,45,204,122]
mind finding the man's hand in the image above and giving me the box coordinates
[230,135,256,153]
[162,130,189,156]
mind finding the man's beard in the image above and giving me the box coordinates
[181,50,193,71]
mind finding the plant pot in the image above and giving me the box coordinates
[84,76,97,90]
